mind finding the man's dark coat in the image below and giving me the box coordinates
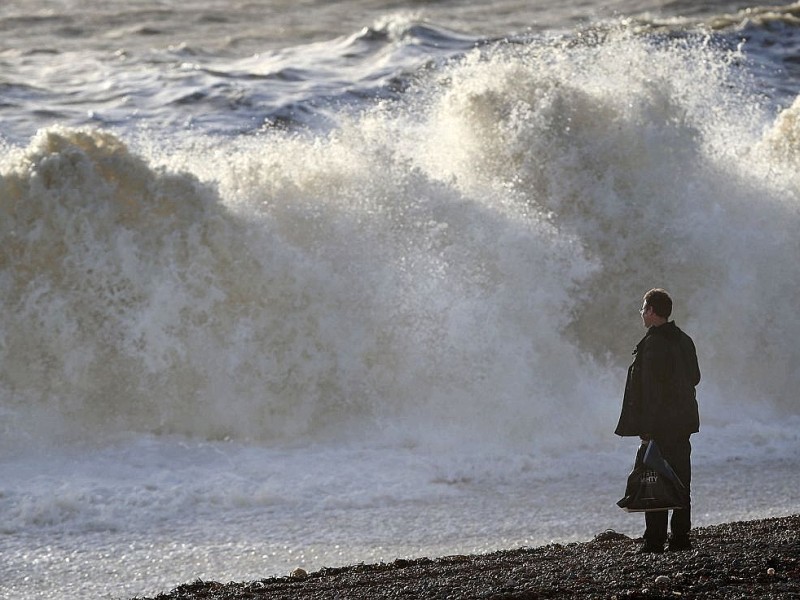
[615,321,700,438]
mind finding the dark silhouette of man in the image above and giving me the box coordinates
[616,288,700,553]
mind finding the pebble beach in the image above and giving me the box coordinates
[136,514,799,599]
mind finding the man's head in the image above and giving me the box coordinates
[640,288,671,327]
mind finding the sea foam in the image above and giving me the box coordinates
[3,32,798,453]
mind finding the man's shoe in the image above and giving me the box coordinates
[637,542,665,554]
[668,537,692,552]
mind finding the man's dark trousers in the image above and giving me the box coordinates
[644,435,692,547]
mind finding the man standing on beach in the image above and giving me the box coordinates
[616,288,701,553]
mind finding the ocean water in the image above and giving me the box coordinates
[2,1,800,598]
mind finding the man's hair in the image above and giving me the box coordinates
[643,288,672,318]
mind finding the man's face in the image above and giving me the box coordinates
[640,302,654,328]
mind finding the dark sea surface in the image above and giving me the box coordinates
[2,1,800,140]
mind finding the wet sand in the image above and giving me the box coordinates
[135,514,799,599]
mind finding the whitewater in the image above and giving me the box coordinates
[1,1,800,598]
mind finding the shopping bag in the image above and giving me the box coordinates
[617,441,688,512]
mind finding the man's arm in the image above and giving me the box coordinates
[680,333,701,387]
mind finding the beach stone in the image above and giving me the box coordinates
[291,567,308,580]
[655,575,670,585]
[593,529,630,543]
[393,558,411,568]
